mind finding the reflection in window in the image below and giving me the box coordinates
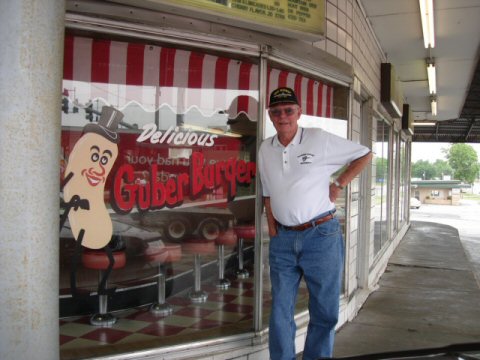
[60,35,259,358]
[374,119,390,255]
[390,132,398,236]
[262,64,348,321]
[399,139,407,225]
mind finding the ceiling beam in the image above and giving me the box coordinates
[465,119,475,139]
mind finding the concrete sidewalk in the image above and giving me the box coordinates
[332,221,480,358]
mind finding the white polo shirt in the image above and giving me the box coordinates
[258,127,370,226]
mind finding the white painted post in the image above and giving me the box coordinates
[0,1,65,359]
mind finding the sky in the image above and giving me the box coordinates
[411,142,480,163]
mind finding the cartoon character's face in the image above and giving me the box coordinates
[68,133,118,191]
[81,144,114,186]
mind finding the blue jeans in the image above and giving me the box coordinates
[268,216,344,360]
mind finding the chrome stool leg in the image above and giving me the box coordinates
[216,244,231,289]
[236,237,249,279]
[189,254,208,303]
[90,271,116,326]
[150,264,173,316]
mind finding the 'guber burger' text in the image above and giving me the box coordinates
[112,152,256,213]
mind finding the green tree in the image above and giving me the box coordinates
[411,160,436,180]
[375,157,388,182]
[446,143,480,184]
[433,159,453,179]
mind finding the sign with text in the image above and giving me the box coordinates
[116,0,325,40]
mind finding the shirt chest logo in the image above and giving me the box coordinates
[297,153,315,164]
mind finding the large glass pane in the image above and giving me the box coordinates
[261,64,348,322]
[390,132,398,235]
[399,139,407,225]
[373,119,390,255]
[59,34,259,358]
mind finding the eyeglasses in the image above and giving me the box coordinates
[269,107,298,118]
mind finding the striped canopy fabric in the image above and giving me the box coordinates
[63,35,333,120]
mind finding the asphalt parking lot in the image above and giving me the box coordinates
[327,198,480,359]
[410,199,480,284]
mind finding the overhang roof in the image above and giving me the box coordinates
[360,0,480,143]
[411,180,470,188]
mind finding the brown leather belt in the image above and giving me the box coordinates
[279,212,335,231]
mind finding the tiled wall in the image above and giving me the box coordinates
[314,0,386,99]
[317,0,402,305]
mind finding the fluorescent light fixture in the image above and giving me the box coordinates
[430,96,437,116]
[413,122,436,126]
[426,59,436,94]
[419,0,435,48]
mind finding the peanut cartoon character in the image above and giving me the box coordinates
[60,106,123,296]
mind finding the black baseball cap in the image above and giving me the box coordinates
[269,87,299,107]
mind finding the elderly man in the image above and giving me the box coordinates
[259,87,372,360]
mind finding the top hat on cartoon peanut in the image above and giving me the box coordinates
[83,106,124,144]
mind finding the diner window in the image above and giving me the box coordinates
[262,63,348,319]
[398,139,407,226]
[390,131,398,236]
[373,118,391,256]
[59,34,259,358]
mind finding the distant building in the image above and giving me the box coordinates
[411,180,471,205]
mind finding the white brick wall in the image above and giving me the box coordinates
[314,0,403,318]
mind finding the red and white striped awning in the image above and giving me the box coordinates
[63,35,333,120]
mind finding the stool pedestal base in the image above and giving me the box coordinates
[233,226,255,280]
[236,237,250,279]
[216,244,231,290]
[149,269,174,316]
[150,302,173,316]
[216,278,231,289]
[236,269,249,279]
[189,290,208,303]
[90,312,116,327]
[189,253,208,303]
[89,277,117,327]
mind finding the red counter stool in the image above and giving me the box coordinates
[144,244,182,316]
[214,222,237,290]
[81,250,126,326]
[182,238,216,303]
[233,225,256,279]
